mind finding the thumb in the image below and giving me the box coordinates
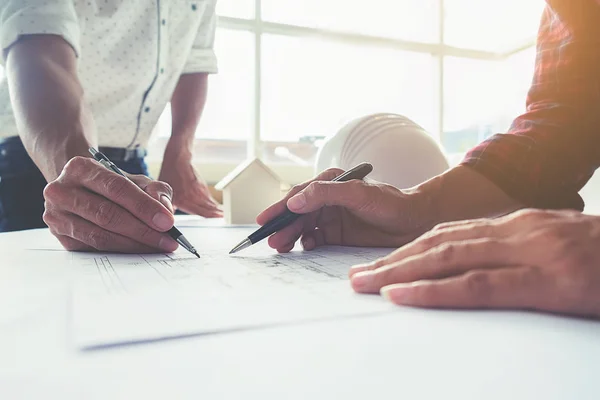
[286,180,371,214]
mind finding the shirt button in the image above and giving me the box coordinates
[162,19,166,25]
[144,107,151,113]
[191,4,197,11]
[160,68,164,74]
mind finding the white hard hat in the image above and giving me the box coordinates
[315,113,449,189]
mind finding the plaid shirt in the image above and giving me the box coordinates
[461,0,600,211]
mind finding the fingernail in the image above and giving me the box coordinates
[348,263,374,278]
[153,212,173,231]
[160,195,174,214]
[380,284,412,304]
[350,271,375,291]
[287,193,306,211]
[159,236,178,252]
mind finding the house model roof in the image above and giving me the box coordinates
[215,158,283,190]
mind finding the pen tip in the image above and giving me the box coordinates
[229,238,251,255]
[193,251,200,258]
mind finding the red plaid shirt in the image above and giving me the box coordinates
[461,0,600,211]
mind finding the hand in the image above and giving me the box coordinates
[43,156,179,253]
[158,147,222,218]
[349,209,600,319]
[256,168,434,253]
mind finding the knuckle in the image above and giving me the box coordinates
[435,243,456,263]
[305,181,322,197]
[418,232,440,249]
[147,180,173,198]
[290,184,305,196]
[43,181,62,201]
[464,271,492,302]
[94,201,120,228]
[160,181,173,197]
[104,175,130,200]
[135,224,160,245]
[57,237,82,251]
[371,257,389,269]
[324,168,344,180]
[86,229,112,250]
[132,197,154,217]
[63,156,88,176]
[42,208,57,226]
[431,222,451,232]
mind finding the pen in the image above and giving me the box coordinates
[229,162,373,254]
[88,147,200,258]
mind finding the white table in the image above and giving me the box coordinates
[1,227,600,399]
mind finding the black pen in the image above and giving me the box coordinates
[88,147,199,258]
[229,162,373,254]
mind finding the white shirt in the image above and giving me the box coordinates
[0,0,218,149]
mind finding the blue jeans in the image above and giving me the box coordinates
[0,137,149,232]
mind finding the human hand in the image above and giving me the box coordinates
[256,168,434,253]
[349,209,600,319]
[158,148,222,218]
[43,156,179,253]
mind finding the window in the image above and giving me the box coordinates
[261,0,439,43]
[441,46,537,161]
[216,0,254,19]
[147,1,545,182]
[260,34,438,165]
[444,0,545,52]
[148,29,254,165]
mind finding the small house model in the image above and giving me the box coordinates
[215,158,284,225]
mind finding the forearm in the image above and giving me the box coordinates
[6,36,95,181]
[411,165,524,228]
[166,73,208,157]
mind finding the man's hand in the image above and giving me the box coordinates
[256,168,434,253]
[43,156,179,253]
[158,146,222,218]
[349,209,600,319]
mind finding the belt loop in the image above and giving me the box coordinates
[123,148,132,162]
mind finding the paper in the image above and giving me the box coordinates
[70,227,398,349]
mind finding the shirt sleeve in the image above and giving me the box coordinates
[0,0,81,64]
[460,3,600,212]
[182,1,218,74]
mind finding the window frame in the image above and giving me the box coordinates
[154,0,539,184]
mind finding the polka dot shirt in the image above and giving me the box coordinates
[0,0,218,149]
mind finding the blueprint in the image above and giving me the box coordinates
[70,227,398,349]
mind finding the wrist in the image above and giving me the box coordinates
[25,134,93,182]
[166,132,194,153]
[411,166,523,227]
[164,136,193,163]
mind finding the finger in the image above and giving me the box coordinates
[379,266,543,310]
[268,218,306,251]
[130,175,176,215]
[60,157,174,232]
[277,242,296,254]
[350,238,515,293]
[256,168,344,225]
[285,180,381,215]
[54,235,95,252]
[300,228,326,251]
[132,177,175,214]
[51,212,167,253]
[348,219,507,277]
[44,188,178,252]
